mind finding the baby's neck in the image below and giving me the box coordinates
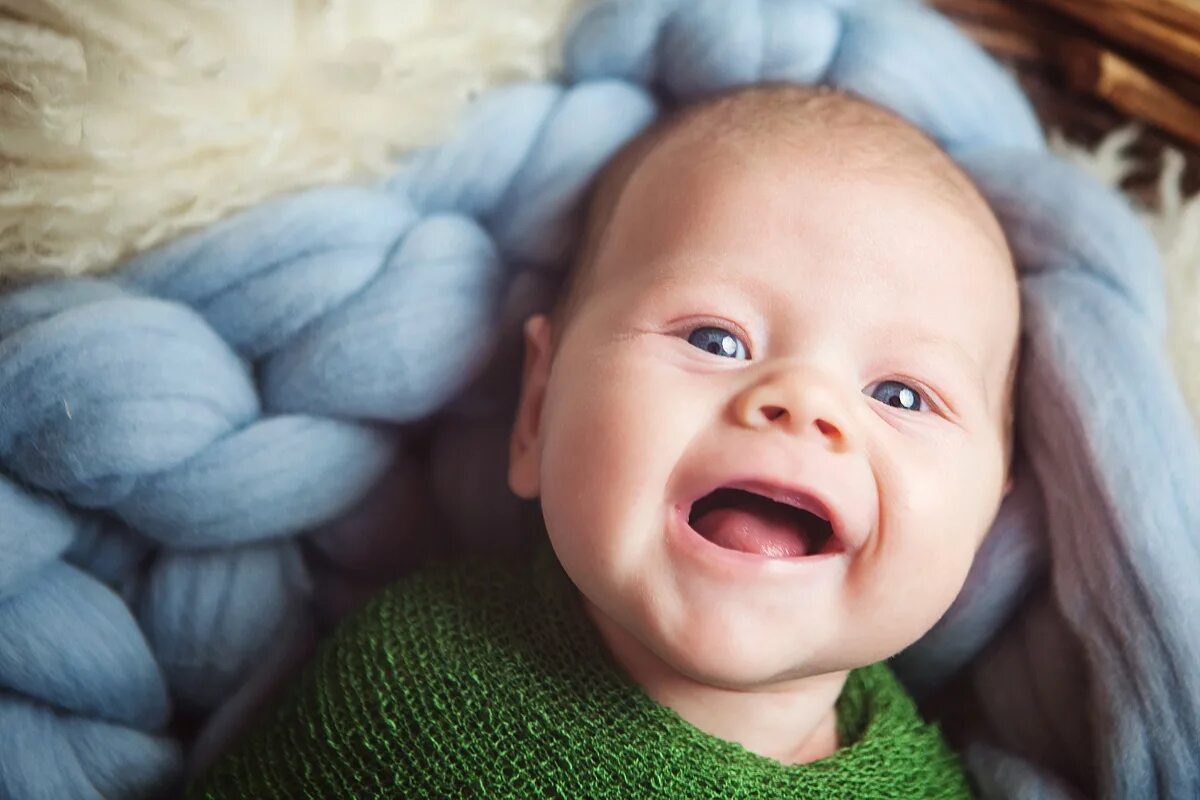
[582,598,849,766]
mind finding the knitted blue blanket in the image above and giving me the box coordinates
[1,1,1197,798]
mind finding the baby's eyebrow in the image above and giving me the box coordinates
[904,332,988,405]
[643,265,991,404]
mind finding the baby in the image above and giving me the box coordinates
[191,84,1019,798]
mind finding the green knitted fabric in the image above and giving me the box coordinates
[189,542,975,799]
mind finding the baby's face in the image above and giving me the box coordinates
[509,127,1018,688]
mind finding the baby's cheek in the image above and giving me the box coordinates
[856,436,994,632]
[544,352,676,534]
[538,349,696,553]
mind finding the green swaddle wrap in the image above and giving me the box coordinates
[189,542,972,799]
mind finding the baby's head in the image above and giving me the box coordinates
[508,84,1019,689]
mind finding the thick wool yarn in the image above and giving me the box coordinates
[0,0,1197,798]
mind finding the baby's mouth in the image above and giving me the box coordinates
[687,487,842,559]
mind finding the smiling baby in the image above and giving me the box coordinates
[191,84,1019,799]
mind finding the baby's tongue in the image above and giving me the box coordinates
[691,501,809,558]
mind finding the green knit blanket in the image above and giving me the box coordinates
[189,543,974,799]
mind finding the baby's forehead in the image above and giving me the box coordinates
[659,88,948,172]
[588,86,1005,267]
[658,94,999,239]
[553,86,1012,344]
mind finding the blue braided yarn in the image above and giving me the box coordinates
[0,1,1196,798]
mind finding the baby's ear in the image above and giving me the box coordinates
[508,314,553,500]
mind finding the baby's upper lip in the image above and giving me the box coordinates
[684,474,857,553]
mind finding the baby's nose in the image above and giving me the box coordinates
[733,366,856,452]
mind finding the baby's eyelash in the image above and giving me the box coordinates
[677,318,754,359]
[670,321,948,415]
[865,377,947,416]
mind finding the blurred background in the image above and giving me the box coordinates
[933,0,1200,201]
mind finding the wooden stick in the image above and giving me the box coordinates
[930,0,1077,57]
[1059,38,1200,147]
[953,21,1045,62]
[935,0,1200,148]
[1109,0,1200,37]
[929,0,1044,28]
[1027,0,1200,82]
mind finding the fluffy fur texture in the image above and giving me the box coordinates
[0,0,581,282]
[1050,129,1200,430]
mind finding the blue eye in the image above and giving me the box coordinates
[867,380,925,412]
[686,326,749,360]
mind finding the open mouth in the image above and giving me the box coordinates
[686,486,843,559]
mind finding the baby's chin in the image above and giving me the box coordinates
[631,618,871,691]
[575,564,908,692]
[682,651,854,691]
